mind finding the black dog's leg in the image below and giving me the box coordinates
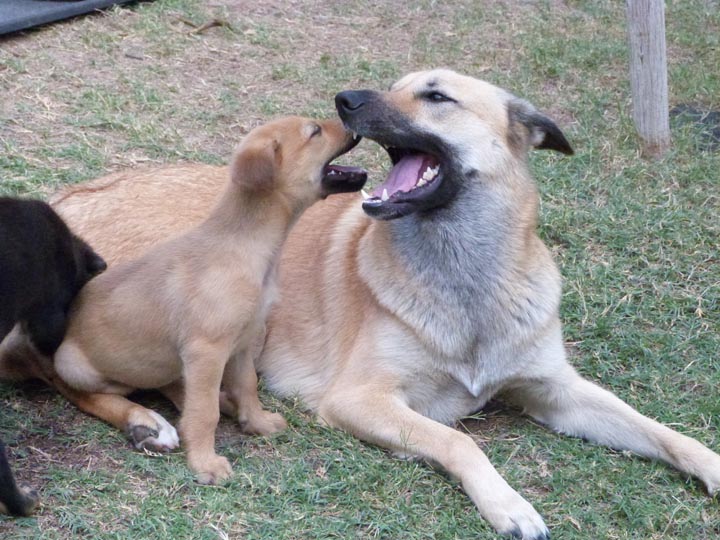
[23,303,68,357]
[0,439,38,516]
[0,316,16,346]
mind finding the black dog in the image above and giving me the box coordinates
[0,196,106,516]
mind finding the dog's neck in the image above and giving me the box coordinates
[202,180,303,242]
[357,168,558,360]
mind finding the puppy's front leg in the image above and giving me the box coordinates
[222,328,287,436]
[318,380,550,540]
[180,339,233,485]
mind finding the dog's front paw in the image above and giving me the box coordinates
[485,493,549,540]
[704,471,720,497]
[239,410,288,436]
[128,410,180,452]
[191,454,233,485]
[696,447,720,497]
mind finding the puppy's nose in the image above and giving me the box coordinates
[335,91,368,116]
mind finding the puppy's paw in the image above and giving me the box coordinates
[128,410,180,452]
[17,484,39,516]
[219,391,237,417]
[192,454,233,485]
[486,493,549,540]
[239,410,288,436]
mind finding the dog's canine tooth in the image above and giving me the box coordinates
[361,189,370,200]
[381,188,389,201]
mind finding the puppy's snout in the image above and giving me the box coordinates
[335,91,370,118]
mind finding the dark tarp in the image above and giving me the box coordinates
[0,1,138,36]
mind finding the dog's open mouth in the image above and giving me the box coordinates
[361,146,443,217]
[321,163,368,196]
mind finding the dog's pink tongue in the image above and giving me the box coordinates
[372,154,433,198]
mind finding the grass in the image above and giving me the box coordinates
[1,0,720,538]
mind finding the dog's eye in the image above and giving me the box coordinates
[424,91,453,103]
[309,124,322,138]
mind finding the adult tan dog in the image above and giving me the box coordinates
[50,116,366,485]
[5,70,720,537]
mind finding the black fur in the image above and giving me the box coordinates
[0,196,106,516]
[0,440,37,516]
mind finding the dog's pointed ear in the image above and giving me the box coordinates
[508,99,574,155]
[230,138,281,192]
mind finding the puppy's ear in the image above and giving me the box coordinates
[508,98,574,155]
[230,138,281,192]
[84,247,107,276]
[72,235,107,278]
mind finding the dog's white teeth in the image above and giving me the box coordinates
[363,198,382,206]
[417,165,440,187]
[352,132,359,141]
[381,188,389,201]
[361,189,370,200]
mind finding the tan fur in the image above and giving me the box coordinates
[3,70,719,536]
[48,116,360,484]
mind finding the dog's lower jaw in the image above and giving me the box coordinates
[361,169,462,220]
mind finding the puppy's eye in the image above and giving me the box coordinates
[310,124,322,138]
[424,91,453,103]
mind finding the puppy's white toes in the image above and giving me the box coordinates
[129,411,179,452]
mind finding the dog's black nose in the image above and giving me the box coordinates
[335,91,368,115]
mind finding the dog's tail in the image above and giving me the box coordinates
[0,438,38,516]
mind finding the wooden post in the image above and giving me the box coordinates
[626,0,671,158]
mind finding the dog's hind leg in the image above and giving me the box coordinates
[0,439,38,516]
[65,384,180,452]
[506,362,720,495]
[317,378,550,540]
[53,340,179,452]
[58,384,180,452]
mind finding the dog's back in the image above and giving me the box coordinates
[50,165,226,265]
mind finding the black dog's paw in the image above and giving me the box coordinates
[16,484,39,516]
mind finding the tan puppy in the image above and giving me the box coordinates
[4,70,720,537]
[51,116,366,484]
